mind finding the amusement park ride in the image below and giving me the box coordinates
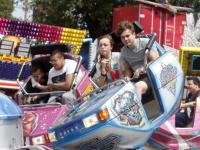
[145,46,200,150]
[0,0,199,150]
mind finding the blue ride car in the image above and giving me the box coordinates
[46,31,184,150]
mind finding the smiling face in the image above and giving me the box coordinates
[187,80,199,94]
[50,54,65,70]
[98,38,113,58]
[120,29,136,48]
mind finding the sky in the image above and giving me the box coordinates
[12,1,32,21]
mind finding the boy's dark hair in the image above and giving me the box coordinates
[32,65,43,73]
[50,49,63,58]
[187,77,200,87]
[115,20,135,37]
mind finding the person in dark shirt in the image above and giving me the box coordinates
[175,77,200,127]
[26,65,49,104]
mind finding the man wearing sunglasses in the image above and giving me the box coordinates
[47,49,83,109]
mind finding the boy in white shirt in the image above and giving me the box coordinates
[47,49,83,109]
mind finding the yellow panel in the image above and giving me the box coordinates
[0,55,31,63]
[179,46,200,77]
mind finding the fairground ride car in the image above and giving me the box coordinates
[145,46,200,150]
[15,43,92,148]
[45,31,184,149]
[0,92,51,150]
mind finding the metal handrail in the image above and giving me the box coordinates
[70,55,82,90]
[20,103,62,108]
[72,79,126,107]
[143,33,157,73]
[0,114,24,117]
[16,54,82,97]
[89,77,99,89]
[16,60,31,95]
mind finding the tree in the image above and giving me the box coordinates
[0,0,15,19]
[74,0,136,39]
[19,0,200,40]
[31,0,135,40]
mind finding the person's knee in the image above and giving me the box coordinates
[134,82,147,94]
[134,83,142,91]
[47,96,57,103]
[62,92,76,100]
[61,92,76,104]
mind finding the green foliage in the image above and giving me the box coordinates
[0,0,15,19]
[31,0,135,39]
[16,0,200,39]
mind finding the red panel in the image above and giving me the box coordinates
[160,10,167,48]
[165,33,174,47]
[140,5,153,35]
[165,12,175,48]
[112,7,122,31]
[166,12,175,35]
[174,35,183,50]
[175,12,186,35]
[164,12,186,49]
[112,5,139,31]
[112,4,186,50]
[165,33,183,50]
[152,7,163,45]
[173,13,186,50]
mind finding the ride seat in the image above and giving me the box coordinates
[0,40,14,56]
[18,54,91,104]
[14,43,31,58]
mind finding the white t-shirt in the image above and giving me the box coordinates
[48,59,83,87]
[31,78,39,87]
[96,52,125,83]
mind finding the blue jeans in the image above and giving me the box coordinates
[175,112,187,127]
[38,98,46,104]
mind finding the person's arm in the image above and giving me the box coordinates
[119,54,126,78]
[148,50,159,64]
[181,101,195,109]
[26,93,47,104]
[179,93,198,112]
[48,74,74,91]
[98,58,109,87]
[123,64,133,82]
[98,76,107,87]
[133,50,160,79]
[179,101,195,112]
[35,84,49,91]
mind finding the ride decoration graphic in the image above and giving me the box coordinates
[74,134,121,150]
[160,62,177,96]
[111,90,145,128]
[22,111,38,136]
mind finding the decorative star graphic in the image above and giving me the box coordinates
[160,62,177,96]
